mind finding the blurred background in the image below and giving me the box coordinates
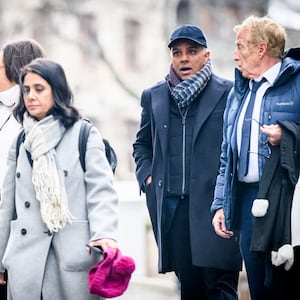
[1,0,299,298]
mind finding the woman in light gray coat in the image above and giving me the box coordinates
[0,58,119,300]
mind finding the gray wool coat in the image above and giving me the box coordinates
[0,120,119,300]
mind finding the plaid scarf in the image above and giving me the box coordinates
[168,58,212,108]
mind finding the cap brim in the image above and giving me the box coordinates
[168,37,206,48]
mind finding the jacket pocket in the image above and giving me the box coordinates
[59,220,101,272]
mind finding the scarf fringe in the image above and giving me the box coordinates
[32,146,72,232]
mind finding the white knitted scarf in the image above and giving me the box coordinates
[23,113,72,232]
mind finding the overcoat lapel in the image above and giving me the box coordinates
[192,79,225,142]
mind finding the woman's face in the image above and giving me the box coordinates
[22,72,54,120]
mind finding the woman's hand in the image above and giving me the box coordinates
[86,238,118,254]
[212,208,233,239]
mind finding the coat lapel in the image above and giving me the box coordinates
[192,78,226,142]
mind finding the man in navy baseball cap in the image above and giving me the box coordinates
[168,24,207,48]
[133,22,241,300]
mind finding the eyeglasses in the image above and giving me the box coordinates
[244,118,271,159]
[249,144,271,159]
[244,118,264,127]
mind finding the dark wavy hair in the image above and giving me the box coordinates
[14,58,80,128]
[2,39,46,83]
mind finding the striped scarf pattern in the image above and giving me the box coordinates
[169,58,212,108]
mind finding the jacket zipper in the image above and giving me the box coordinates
[180,108,189,196]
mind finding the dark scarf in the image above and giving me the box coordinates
[167,58,212,108]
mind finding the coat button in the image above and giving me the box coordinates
[16,172,21,178]
[21,228,27,235]
[63,170,68,176]
[24,201,30,208]
[44,230,53,236]
[158,180,163,187]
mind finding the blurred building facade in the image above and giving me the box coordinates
[0,1,299,298]
[1,0,299,180]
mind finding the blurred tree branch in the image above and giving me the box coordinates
[36,0,139,100]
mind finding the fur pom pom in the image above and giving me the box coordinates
[251,199,269,217]
[271,244,294,271]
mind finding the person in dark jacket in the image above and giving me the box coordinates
[211,15,300,300]
[250,119,300,300]
[133,24,241,300]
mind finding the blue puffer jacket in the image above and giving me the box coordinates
[211,49,300,230]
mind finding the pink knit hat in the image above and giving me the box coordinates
[88,247,135,298]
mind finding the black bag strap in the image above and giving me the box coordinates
[16,130,24,160]
[16,129,33,166]
[16,119,117,174]
[103,138,117,173]
[16,122,92,171]
[79,119,118,173]
[78,119,93,172]
[16,121,93,171]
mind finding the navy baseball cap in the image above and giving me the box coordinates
[168,24,207,48]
